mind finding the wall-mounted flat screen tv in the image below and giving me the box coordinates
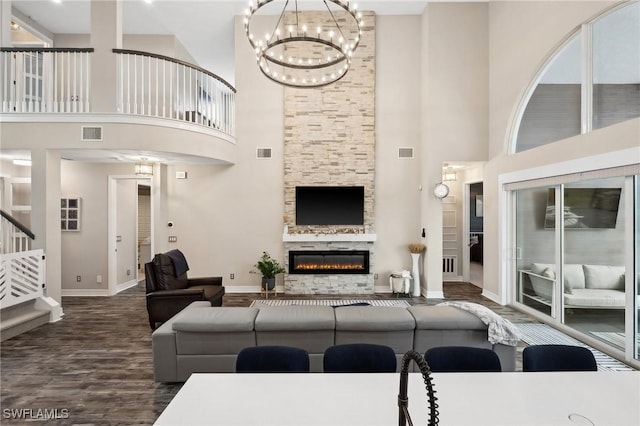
[296,186,364,225]
[544,187,621,229]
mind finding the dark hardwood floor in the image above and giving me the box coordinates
[0,282,536,425]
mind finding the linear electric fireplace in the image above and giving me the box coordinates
[289,250,370,275]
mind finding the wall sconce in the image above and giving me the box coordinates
[134,161,153,176]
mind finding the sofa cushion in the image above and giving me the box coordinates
[564,289,625,308]
[255,306,335,331]
[334,306,415,331]
[172,307,259,332]
[408,306,485,330]
[583,265,625,290]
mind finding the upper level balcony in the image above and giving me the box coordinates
[0,47,237,164]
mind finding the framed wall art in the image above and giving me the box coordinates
[61,197,81,231]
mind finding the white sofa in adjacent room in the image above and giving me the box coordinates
[520,263,625,309]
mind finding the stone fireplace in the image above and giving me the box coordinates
[282,11,376,295]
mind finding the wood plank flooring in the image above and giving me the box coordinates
[0,282,536,425]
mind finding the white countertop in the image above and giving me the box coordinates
[155,371,640,425]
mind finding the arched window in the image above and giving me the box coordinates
[513,2,639,153]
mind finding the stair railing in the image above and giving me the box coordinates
[0,210,44,309]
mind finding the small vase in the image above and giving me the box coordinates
[410,253,421,297]
[262,277,276,291]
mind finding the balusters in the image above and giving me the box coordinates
[1,47,235,137]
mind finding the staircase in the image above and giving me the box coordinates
[1,300,50,341]
[0,209,55,341]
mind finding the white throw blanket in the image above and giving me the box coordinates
[438,301,521,346]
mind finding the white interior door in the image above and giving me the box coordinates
[108,175,151,295]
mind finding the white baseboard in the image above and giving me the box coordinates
[62,288,110,297]
[116,279,138,293]
[424,290,445,299]
[444,275,464,282]
[224,285,263,293]
[481,288,503,305]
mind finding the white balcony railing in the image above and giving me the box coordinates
[0,47,236,137]
[114,49,236,136]
[1,48,93,113]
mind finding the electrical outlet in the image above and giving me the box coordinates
[168,236,177,242]
[76,275,81,282]
[230,273,235,280]
[96,275,102,284]
[127,269,131,276]
[374,273,378,279]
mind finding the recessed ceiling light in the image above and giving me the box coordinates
[144,0,153,3]
[52,0,62,4]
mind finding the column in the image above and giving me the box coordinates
[419,5,444,299]
[31,149,62,304]
[89,0,122,112]
[0,0,11,48]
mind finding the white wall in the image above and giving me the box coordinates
[483,0,630,302]
[60,161,133,292]
[6,1,639,303]
[143,17,286,288]
[371,15,422,285]
[421,3,489,296]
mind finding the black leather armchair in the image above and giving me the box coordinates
[145,249,224,329]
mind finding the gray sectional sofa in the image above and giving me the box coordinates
[152,301,517,382]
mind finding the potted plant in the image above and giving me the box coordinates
[254,251,286,291]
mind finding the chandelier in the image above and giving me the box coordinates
[442,165,457,182]
[244,0,363,88]
[134,159,154,176]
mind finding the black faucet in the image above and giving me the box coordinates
[398,350,439,426]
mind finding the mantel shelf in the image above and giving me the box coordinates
[282,233,377,243]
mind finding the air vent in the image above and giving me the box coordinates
[257,148,272,159]
[398,147,414,159]
[81,126,103,141]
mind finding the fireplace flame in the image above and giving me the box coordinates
[296,263,364,270]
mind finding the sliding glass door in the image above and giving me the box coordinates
[515,185,557,318]
[561,177,626,348]
[512,172,638,364]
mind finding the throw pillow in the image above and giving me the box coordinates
[562,264,586,294]
[583,264,625,290]
[541,267,555,279]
